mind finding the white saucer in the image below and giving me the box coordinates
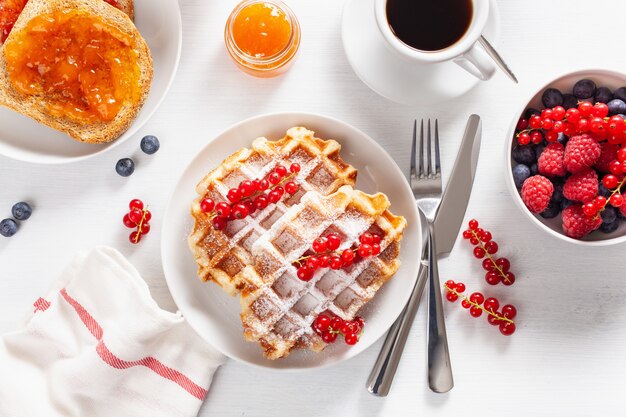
[342,0,500,105]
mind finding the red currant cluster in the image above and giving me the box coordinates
[200,163,301,230]
[312,314,364,345]
[462,219,515,286]
[294,232,382,281]
[123,199,152,244]
[444,280,517,336]
[516,102,626,145]
[583,155,626,218]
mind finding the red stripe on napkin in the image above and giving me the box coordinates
[60,288,208,400]
[33,297,51,313]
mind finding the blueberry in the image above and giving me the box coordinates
[115,158,135,177]
[607,99,626,116]
[618,206,626,220]
[512,164,531,189]
[540,201,561,219]
[530,163,539,175]
[562,93,578,110]
[561,199,574,210]
[552,182,564,202]
[600,220,619,234]
[573,79,596,99]
[511,145,536,166]
[614,87,626,102]
[601,206,617,224]
[541,88,564,108]
[0,218,18,237]
[534,144,546,160]
[557,132,568,145]
[11,202,32,221]
[594,87,613,104]
[140,135,160,155]
[598,183,611,197]
[524,108,541,119]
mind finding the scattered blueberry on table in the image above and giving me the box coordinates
[11,202,32,221]
[116,158,135,177]
[0,219,18,238]
[140,135,160,155]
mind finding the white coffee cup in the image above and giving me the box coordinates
[374,0,496,81]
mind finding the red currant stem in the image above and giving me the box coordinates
[469,229,511,284]
[593,176,626,220]
[444,284,514,324]
[134,207,149,243]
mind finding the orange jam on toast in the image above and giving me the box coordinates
[4,9,141,124]
[0,0,29,43]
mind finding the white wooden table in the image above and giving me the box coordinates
[2,0,626,415]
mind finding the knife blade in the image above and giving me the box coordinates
[367,114,482,396]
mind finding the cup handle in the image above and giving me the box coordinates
[453,41,496,81]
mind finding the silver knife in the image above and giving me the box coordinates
[367,114,482,396]
[479,36,518,84]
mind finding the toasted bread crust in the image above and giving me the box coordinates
[0,0,152,144]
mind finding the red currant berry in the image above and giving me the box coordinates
[123,214,136,228]
[215,202,231,218]
[530,131,543,145]
[594,196,607,210]
[444,279,456,289]
[469,237,479,245]
[330,317,344,330]
[129,199,144,210]
[128,209,143,224]
[143,210,152,222]
[340,321,356,335]
[312,237,329,253]
[487,313,502,326]
[577,118,590,132]
[297,266,314,281]
[473,247,486,259]
[461,299,471,309]
[590,117,607,134]
[321,331,337,343]
[129,231,141,244]
[330,256,343,270]
[227,188,242,203]
[603,174,619,189]
[479,231,492,242]
[468,219,479,230]
[244,200,256,215]
[455,282,466,293]
[565,107,581,123]
[499,322,516,336]
[610,194,624,207]
[259,179,270,190]
[238,180,255,197]
[541,108,553,119]
[545,130,559,142]
[552,106,566,120]
[290,163,301,173]
[482,258,496,271]
[517,132,530,145]
[619,148,626,163]
[446,292,458,302]
[341,249,355,262]
[469,306,483,318]
[354,316,365,329]
[359,232,374,244]
[503,272,516,286]
[344,332,358,345]
[593,102,609,118]
[275,165,288,177]
[254,195,269,210]
[314,315,331,332]
[326,233,341,250]
[463,230,472,239]
[273,186,285,196]
[485,271,500,285]
[306,256,321,270]
[529,115,541,129]
[496,257,510,272]
[139,223,151,235]
[231,203,249,219]
[483,297,499,312]
[578,101,593,115]
[268,172,281,185]
[357,244,374,258]
[552,121,565,133]
[212,216,227,230]
[371,233,382,244]
[319,254,331,268]
[484,241,498,254]
[371,243,381,256]
[469,292,485,305]
[583,202,598,217]
[609,160,623,175]
[285,181,299,194]
[516,118,528,130]
[501,304,517,319]
[268,190,282,203]
[252,179,262,190]
[541,118,554,130]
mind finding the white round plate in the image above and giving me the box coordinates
[161,113,422,370]
[342,0,500,105]
[0,0,182,164]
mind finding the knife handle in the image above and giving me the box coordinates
[426,222,454,393]
[366,252,429,396]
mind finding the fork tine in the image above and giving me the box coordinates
[434,119,441,176]
[427,119,432,178]
[410,119,417,178]
[419,119,425,177]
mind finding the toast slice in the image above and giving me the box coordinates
[106,0,134,21]
[0,0,152,144]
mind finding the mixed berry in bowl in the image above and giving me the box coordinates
[511,78,626,240]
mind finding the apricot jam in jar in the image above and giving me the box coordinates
[4,9,141,124]
[225,0,300,78]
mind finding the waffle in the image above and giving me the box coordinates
[239,185,407,359]
[188,127,357,295]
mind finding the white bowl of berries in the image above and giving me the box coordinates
[506,69,626,245]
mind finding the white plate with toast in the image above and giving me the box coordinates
[0,0,181,164]
[161,112,422,370]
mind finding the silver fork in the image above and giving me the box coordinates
[411,119,453,393]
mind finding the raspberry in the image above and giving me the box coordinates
[563,168,598,203]
[538,143,567,177]
[620,193,626,218]
[521,175,553,213]
[564,134,601,173]
[562,205,602,239]
[594,142,619,173]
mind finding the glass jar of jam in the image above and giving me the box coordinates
[224,0,301,78]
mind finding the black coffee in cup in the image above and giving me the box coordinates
[386,0,473,52]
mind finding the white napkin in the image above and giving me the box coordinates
[0,246,225,417]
